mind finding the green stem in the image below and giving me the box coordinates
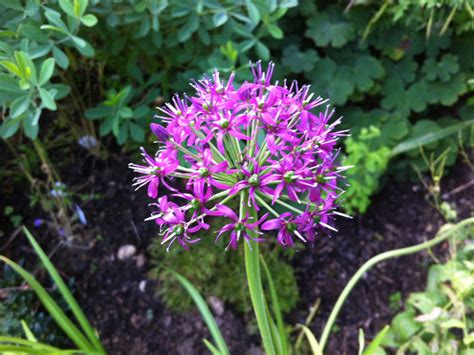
[318,217,474,352]
[242,191,276,355]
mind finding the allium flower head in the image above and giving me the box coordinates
[130,62,350,250]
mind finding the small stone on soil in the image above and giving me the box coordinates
[117,244,137,260]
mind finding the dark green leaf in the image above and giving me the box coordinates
[52,47,69,69]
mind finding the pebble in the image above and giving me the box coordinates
[208,295,225,316]
[117,244,137,260]
[139,280,147,293]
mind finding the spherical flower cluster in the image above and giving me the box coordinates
[130,62,350,250]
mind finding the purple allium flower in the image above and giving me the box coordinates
[130,62,350,250]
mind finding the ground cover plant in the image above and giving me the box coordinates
[1,0,474,354]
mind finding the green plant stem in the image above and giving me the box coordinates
[242,191,276,355]
[318,217,474,352]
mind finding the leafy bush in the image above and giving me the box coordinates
[275,0,474,213]
[149,215,299,315]
[0,0,96,139]
[380,224,474,354]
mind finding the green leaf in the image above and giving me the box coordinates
[39,87,57,110]
[21,320,37,342]
[422,54,459,82]
[261,256,289,355]
[391,311,422,341]
[0,256,93,351]
[0,336,64,352]
[255,41,270,61]
[0,60,22,77]
[21,227,106,353]
[71,37,95,57]
[38,58,55,86]
[305,10,355,48]
[1,116,22,139]
[59,0,75,17]
[391,119,474,156]
[363,325,390,355]
[81,14,98,27]
[213,11,228,27]
[129,122,145,142]
[381,78,429,116]
[203,338,222,355]
[267,23,283,39]
[23,110,41,139]
[426,73,467,106]
[10,95,30,118]
[21,24,49,43]
[281,45,318,73]
[245,0,260,26]
[353,56,385,92]
[85,105,113,120]
[177,14,199,42]
[296,325,323,355]
[172,271,229,355]
[51,47,69,69]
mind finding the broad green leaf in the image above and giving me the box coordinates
[10,95,31,118]
[353,55,385,92]
[245,0,260,26]
[85,105,113,119]
[213,11,228,27]
[39,58,55,86]
[426,72,467,106]
[1,117,21,139]
[177,14,199,42]
[267,23,283,39]
[129,122,145,142]
[21,25,49,43]
[281,45,318,73]
[59,0,75,17]
[81,14,98,27]
[255,41,270,61]
[172,271,229,355]
[391,311,421,341]
[381,78,429,116]
[52,47,69,69]
[2,0,23,10]
[39,87,57,110]
[23,110,40,139]
[422,54,459,82]
[305,9,355,48]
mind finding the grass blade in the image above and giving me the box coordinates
[296,324,323,355]
[363,325,390,355]
[21,320,37,342]
[0,256,93,351]
[172,271,229,355]
[22,227,105,353]
[391,119,474,156]
[203,338,223,355]
[0,336,63,351]
[260,255,289,355]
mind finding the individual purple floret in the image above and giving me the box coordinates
[130,62,350,250]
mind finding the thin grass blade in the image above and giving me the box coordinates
[296,324,323,355]
[0,256,92,352]
[203,338,223,355]
[22,227,105,353]
[260,256,289,355]
[391,120,474,156]
[363,325,390,355]
[21,320,37,342]
[172,271,229,355]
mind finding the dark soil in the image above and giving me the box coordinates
[1,143,473,354]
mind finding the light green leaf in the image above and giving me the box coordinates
[81,14,98,27]
[267,23,283,39]
[59,0,75,17]
[38,58,55,86]
[363,325,390,355]
[213,11,228,27]
[39,87,57,110]
[296,325,323,355]
[21,320,37,342]
[10,95,30,118]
